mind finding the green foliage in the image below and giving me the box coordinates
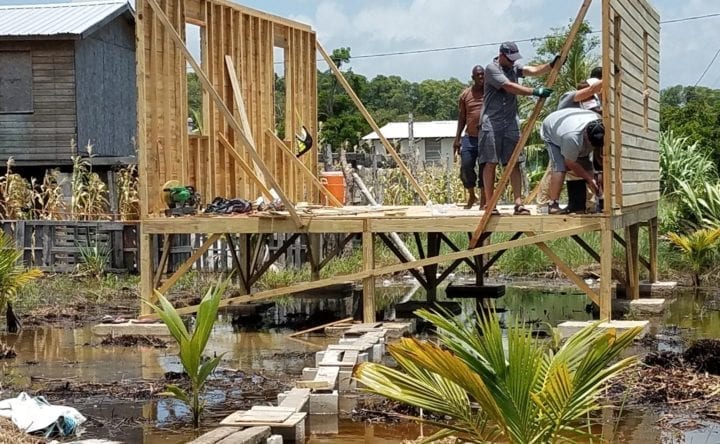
[355,309,640,443]
[0,158,33,220]
[187,72,202,121]
[667,228,720,286]
[71,142,109,221]
[677,182,720,229]
[659,131,716,197]
[661,85,720,166]
[77,237,111,279]
[145,278,228,428]
[0,231,42,314]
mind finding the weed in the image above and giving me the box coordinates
[71,141,109,220]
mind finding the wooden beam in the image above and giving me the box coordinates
[316,42,430,204]
[613,231,651,270]
[469,0,593,248]
[571,234,624,281]
[157,233,222,295]
[363,226,376,323]
[601,0,612,215]
[139,229,154,315]
[288,317,353,338]
[267,130,344,207]
[150,224,601,317]
[600,220,613,320]
[144,0,302,228]
[625,224,640,300]
[529,233,600,306]
[217,133,273,200]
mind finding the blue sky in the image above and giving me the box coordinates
[2,0,719,88]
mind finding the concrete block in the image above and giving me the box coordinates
[314,351,325,367]
[557,320,650,340]
[266,435,283,444]
[301,368,317,380]
[309,390,338,415]
[616,281,678,298]
[308,414,338,435]
[372,344,384,362]
[630,298,667,314]
[338,370,356,392]
[221,411,305,444]
[357,353,368,364]
[338,394,359,413]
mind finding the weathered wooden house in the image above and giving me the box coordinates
[0,0,136,167]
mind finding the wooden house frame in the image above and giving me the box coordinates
[135,0,660,322]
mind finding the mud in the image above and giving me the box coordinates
[99,335,168,348]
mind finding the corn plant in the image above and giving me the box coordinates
[0,231,42,332]
[145,278,228,428]
[116,164,140,221]
[0,158,33,220]
[71,142,109,220]
[355,309,641,443]
[667,227,720,286]
[31,169,67,220]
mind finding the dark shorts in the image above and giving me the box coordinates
[479,129,524,165]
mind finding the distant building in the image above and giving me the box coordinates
[361,121,456,165]
[0,0,136,167]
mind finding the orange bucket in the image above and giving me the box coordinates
[320,171,346,206]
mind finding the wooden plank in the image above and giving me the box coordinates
[288,316,353,338]
[267,130,343,207]
[316,42,429,204]
[221,411,306,428]
[362,227,375,323]
[217,427,270,444]
[469,0,593,248]
[600,220,613,320]
[531,236,599,306]
[157,233,222,295]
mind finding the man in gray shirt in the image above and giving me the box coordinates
[480,41,559,215]
[541,107,603,214]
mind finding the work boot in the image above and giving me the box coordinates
[565,180,587,213]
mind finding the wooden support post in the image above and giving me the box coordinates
[469,0,592,248]
[144,0,301,228]
[425,233,441,302]
[625,224,640,300]
[267,131,343,207]
[316,43,430,204]
[600,222,613,320]
[648,217,658,283]
[153,234,173,288]
[613,231,651,271]
[572,235,624,281]
[139,228,154,315]
[157,233,222,296]
[308,234,322,280]
[225,234,249,294]
[362,226,375,323]
[237,234,252,291]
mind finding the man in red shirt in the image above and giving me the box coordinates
[453,65,485,209]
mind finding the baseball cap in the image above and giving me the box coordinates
[499,41,522,62]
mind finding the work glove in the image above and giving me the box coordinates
[549,55,562,68]
[532,87,553,98]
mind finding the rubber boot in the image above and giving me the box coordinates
[566,180,587,213]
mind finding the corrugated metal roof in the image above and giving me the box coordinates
[362,121,457,140]
[0,1,132,39]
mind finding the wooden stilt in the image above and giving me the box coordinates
[225,234,248,294]
[600,222,613,320]
[626,224,640,300]
[648,217,658,283]
[237,234,252,290]
[362,226,375,323]
[308,234,322,280]
[139,228,155,315]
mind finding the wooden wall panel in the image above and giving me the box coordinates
[606,0,660,209]
[137,0,317,215]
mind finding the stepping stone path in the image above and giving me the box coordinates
[191,321,412,443]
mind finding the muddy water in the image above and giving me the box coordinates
[0,286,719,443]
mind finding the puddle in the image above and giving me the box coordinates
[0,285,718,442]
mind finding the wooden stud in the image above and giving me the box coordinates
[612,12,624,209]
[601,0,613,216]
[308,233,322,280]
[153,234,173,288]
[469,0,593,248]
[316,43,430,204]
[139,228,155,315]
[625,223,640,300]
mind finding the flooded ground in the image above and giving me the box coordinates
[1,284,720,443]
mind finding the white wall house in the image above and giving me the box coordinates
[361,121,456,165]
